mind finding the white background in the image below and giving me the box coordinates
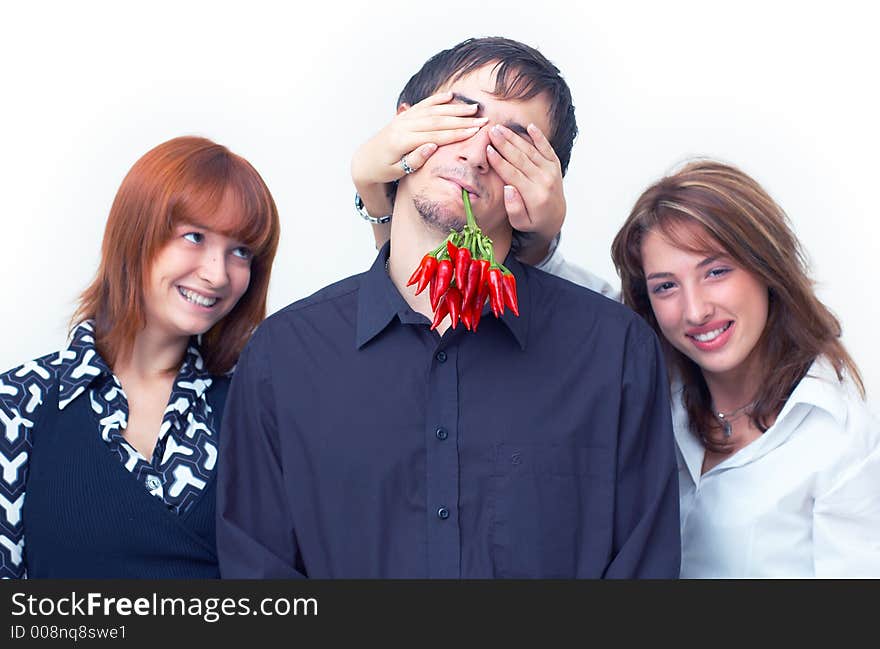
[2,1,877,413]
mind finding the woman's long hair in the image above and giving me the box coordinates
[611,159,863,435]
[72,136,280,375]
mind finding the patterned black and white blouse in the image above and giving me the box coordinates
[0,322,220,579]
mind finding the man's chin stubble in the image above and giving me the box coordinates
[412,194,466,234]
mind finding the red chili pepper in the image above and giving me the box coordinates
[454,247,471,298]
[460,300,473,331]
[431,259,454,310]
[472,281,490,332]
[414,256,438,296]
[446,285,462,330]
[420,191,524,333]
[488,268,505,318]
[446,240,459,266]
[430,293,449,331]
[501,272,519,317]
[463,259,482,309]
[473,259,490,311]
[406,258,425,287]
[476,259,490,289]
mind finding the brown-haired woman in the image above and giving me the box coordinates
[612,160,880,578]
[0,136,280,578]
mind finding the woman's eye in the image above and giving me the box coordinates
[707,267,731,279]
[651,281,676,294]
[183,232,204,244]
[232,246,252,260]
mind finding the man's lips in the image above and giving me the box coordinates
[441,176,480,197]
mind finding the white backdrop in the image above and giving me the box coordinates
[2,1,877,413]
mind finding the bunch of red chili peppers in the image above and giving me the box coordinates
[407,189,519,331]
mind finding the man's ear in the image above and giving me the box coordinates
[396,102,412,115]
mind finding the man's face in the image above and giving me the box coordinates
[400,63,553,239]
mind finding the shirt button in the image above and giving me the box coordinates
[436,351,447,363]
[437,507,450,520]
[145,475,162,491]
[435,427,448,440]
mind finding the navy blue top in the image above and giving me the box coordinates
[217,243,680,578]
[24,377,227,578]
[0,322,227,579]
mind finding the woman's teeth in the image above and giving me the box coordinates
[692,322,731,342]
[178,287,218,307]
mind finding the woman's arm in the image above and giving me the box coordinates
[813,428,880,577]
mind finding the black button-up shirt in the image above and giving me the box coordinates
[217,244,680,578]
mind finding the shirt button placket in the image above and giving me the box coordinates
[425,345,461,578]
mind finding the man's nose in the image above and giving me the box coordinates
[456,124,491,173]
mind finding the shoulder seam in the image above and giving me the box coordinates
[272,283,361,319]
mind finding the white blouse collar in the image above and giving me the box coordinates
[673,357,850,485]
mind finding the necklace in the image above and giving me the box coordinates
[712,401,754,438]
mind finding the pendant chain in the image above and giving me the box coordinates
[712,401,755,438]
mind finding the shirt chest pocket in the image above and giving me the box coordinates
[490,443,614,578]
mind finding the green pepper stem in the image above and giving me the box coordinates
[475,234,486,261]
[483,236,497,266]
[462,189,478,231]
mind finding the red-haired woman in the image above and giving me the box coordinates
[0,136,280,578]
[611,160,880,577]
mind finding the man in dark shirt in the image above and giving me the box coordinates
[217,37,680,578]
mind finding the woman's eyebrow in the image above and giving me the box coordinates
[697,254,725,268]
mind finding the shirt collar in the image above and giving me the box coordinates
[56,321,114,410]
[164,341,214,419]
[670,383,702,486]
[673,356,850,481]
[176,341,212,395]
[776,357,849,428]
[356,241,530,350]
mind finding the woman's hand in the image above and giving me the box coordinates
[352,92,567,262]
[487,122,566,265]
[352,91,489,188]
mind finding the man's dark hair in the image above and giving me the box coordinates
[398,37,578,175]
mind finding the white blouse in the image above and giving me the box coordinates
[674,358,880,578]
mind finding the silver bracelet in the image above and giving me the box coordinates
[355,192,392,224]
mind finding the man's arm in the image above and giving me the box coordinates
[216,326,305,578]
[604,320,680,578]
